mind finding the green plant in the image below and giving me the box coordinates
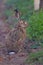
[4,9,13,17]
[26,10,43,42]
[26,50,43,63]
[39,42,43,48]
[30,43,40,49]
[5,0,34,21]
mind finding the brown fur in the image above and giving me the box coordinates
[6,20,28,53]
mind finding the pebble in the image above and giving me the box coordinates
[8,52,15,55]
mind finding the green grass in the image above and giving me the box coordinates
[26,10,43,41]
[5,0,34,21]
[26,50,43,63]
[4,9,13,16]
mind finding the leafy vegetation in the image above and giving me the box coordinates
[26,50,43,63]
[26,10,43,42]
[4,9,13,17]
[5,0,34,21]
[30,43,40,49]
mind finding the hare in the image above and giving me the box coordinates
[6,20,28,54]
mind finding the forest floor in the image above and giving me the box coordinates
[0,0,43,65]
[0,1,28,64]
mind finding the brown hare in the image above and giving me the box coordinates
[6,20,28,54]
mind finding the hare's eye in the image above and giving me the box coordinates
[25,22,27,25]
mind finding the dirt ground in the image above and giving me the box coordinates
[0,19,28,65]
[0,2,28,64]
